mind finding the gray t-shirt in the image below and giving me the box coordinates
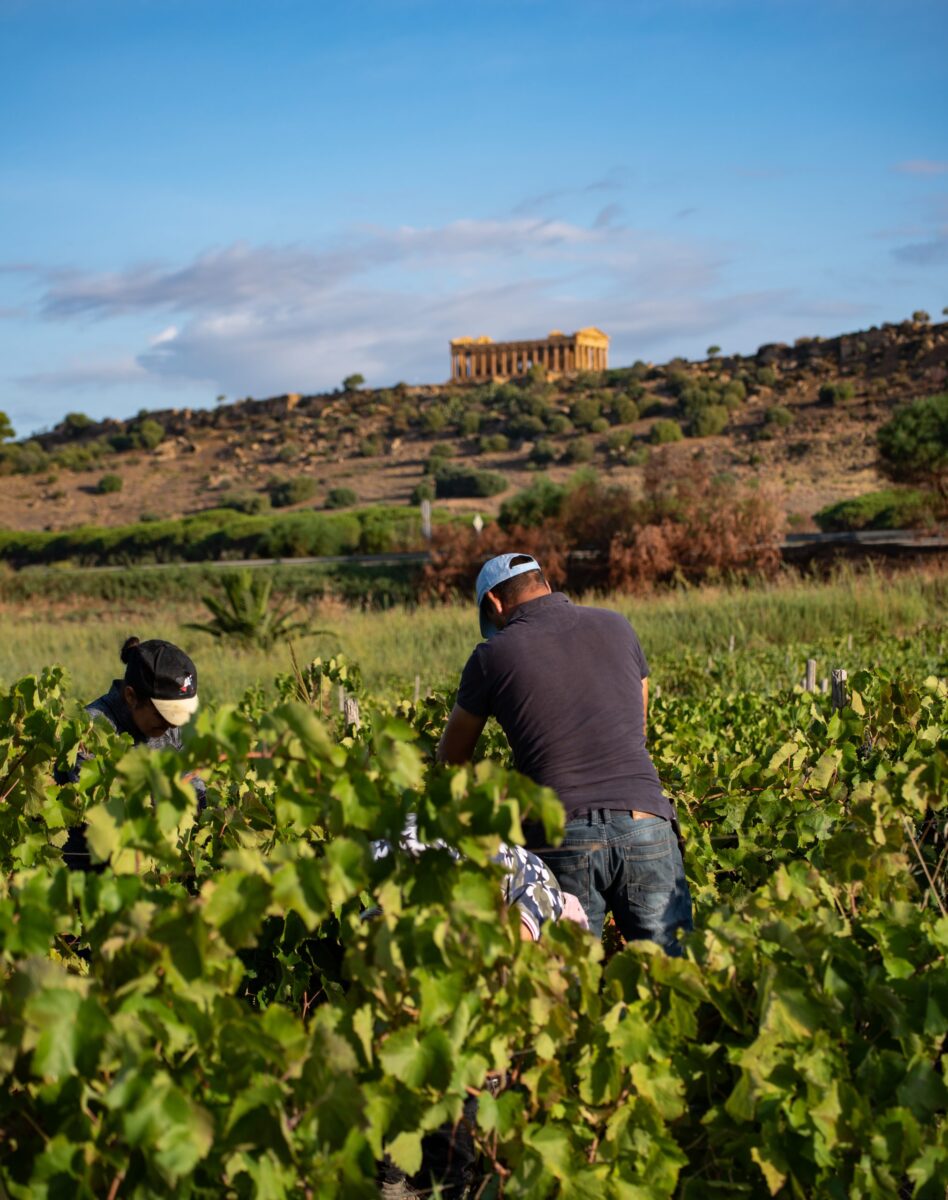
[456,592,674,840]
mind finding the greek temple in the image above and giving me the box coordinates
[449,327,609,382]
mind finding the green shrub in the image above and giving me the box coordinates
[422,405,450,435]
[478,434,510,454]
[269,476,318,508]
[218,491,271,515]
[459,410,482,437]
[606,429,634,453]
[564,436,595,463]
[814,488,938,532]
[528,439,558,466]
[573,370,602,389]
[589,417,610,434]
[638,395,663,418]
[136,419,165,450]
[357,436,384,458]
[409,480,435,505]
[96,473,122,494]
[55,438,111,471]
[423,444,452,475]
[276,442,300,463]
[765,405,794,429]
[433,464,507,499]
[819,381,855,405]
[877,392,948,496]
[721,380,747,408]
[0,440,49,475]
[325,487,358,509]
[610,394,639,424]
[546,414,573,436]
[650,418,684,444]
[508,414,547,439]
[62,411,95,434]
[756,366,778,387]
[569,396,601,429]
[691,405,729,438]
[498,478,566,530]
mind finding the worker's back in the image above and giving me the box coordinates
[456,592,674,831]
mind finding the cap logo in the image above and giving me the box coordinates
[178,674,193,694]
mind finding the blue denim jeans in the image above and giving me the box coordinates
[537,810,693,955]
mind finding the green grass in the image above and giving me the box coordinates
[0,565,944,706]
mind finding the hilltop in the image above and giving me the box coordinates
[2,316,946,535]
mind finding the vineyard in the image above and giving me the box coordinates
[0,630,946,1198]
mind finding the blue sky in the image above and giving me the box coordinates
[1,0,946,436]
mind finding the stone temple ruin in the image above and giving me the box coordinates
[449,327,609,382]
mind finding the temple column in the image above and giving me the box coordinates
[490,349,497,376]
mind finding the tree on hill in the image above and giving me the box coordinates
[877,393,948,500]
[0,411,14,442]
[342,374,365,392]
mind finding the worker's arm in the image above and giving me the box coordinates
[437,704,487,765]
[642,677,649,737]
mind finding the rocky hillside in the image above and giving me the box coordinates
[2,317,946,534]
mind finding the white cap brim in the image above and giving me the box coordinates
[152,694,199,726]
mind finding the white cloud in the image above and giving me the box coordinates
[893,159,948,177]
[8,210,870,401]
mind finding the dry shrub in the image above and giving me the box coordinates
[608,450,784,589]
[420,452,783,601]
[420,524,567,602]
[558,476,642,553]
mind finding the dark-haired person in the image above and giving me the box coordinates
[58,636,203,868]
[438,553,693,956]
[86,636,200,746]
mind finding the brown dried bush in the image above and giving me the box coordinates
[420,523,567,603]
[607,451,784,589]
[419,450,783,600]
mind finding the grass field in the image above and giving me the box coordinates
[2,563,945,705]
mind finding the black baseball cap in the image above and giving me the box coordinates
[124,639,199,726]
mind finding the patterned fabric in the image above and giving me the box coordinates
[493,842,564,940]
[371,818,571,939]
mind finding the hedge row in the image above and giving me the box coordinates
[0,506,448,569]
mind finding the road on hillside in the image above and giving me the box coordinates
[15,528,948,575]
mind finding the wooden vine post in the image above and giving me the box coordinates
[831,668,848,710]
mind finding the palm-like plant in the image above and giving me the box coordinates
[186,570,325,650]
